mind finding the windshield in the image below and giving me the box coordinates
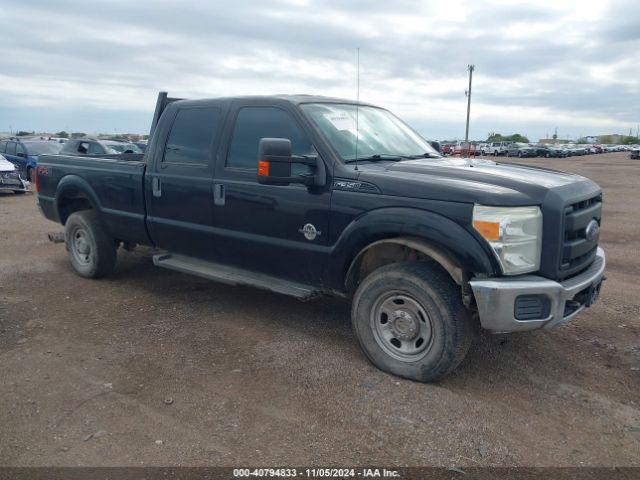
[300,103,438,161]
[22,142,62,155]
[104,142,142,153]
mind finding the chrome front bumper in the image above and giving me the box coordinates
[469,248,606,333]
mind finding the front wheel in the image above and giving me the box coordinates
[351,262,474,382]
[65,210,117,278]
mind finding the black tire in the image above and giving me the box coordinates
[26,167,34,182]
[64,210,117,278]
[351,262,474,382]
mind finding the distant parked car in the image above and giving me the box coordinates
[630,148,640,159]
[534,145,568,158]
[61,138,143,155]
[0,139,62,180]
[486,141,512,156]
[440,143,455,155]
[0,154,28,194]
[134,141,148,152]
[506,143,537,158]
[562,145,587,156]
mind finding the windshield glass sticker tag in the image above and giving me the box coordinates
[299,223,321,241]
[323,113,356,132]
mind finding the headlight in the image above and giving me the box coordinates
[473,205,542,275]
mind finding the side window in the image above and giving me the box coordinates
[78,142,89,154]
[0,141,7,153]
[87,143,104,155]
[163,107,221,165]
[6,142,16,155]
[16,143,26,156]
[227,107,313,170]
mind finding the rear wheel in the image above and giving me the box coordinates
[26,167,34,182]
[351,262,474,382]
[64,210,117,278]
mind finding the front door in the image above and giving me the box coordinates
[211,102,332,284]
[145,105,223,260]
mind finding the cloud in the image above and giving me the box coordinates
[0,0,638,139]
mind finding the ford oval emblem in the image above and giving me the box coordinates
[585,219,600,241]
[299,223,321,241]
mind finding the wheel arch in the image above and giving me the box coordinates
[345,236,466,293]
[330,207,497,294]
[55,175,102,225]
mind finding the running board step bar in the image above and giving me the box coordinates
[153,253,322,301]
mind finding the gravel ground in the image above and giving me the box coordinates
[0,152,639,467]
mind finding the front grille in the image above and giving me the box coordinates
[560,194,601,276]
[1,171,19,180]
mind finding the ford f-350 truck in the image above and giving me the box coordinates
[35,92,605,382]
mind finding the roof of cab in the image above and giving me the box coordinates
[171,94,377,109]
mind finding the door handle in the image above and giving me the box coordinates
[152,177,162,198]
[213,183,225,206]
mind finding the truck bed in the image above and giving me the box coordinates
[36,153,150,246]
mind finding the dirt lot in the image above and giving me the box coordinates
[1,152,639,467]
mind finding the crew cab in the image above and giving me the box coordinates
[35,92,606,382]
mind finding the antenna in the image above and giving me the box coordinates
[354,47,360,171]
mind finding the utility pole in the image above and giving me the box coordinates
[464,64,474,143]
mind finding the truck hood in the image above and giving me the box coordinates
[355,157,600,206]
[0,156,16,172]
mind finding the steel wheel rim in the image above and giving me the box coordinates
[370,291,433,362]
[70,227,92,266]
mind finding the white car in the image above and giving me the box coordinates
[0,154,28,194]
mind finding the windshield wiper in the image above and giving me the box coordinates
[403,152,442,159]
[344,154,405,164]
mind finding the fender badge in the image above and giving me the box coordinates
[299,223,321,241]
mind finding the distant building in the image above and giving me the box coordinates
[583,136,599,144]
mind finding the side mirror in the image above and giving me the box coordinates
[17,152,26,158]
[257,138,326,187]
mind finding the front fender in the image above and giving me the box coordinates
[325,207,498,291]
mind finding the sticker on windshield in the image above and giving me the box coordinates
[323,113,356,131]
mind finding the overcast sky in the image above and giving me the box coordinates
[0,0,638,141]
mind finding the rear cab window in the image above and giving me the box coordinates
[162,107,221,167]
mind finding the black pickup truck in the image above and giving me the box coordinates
[35,92,606,381]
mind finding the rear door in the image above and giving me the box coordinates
[210,101,332,284]
[145,104,224,260]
